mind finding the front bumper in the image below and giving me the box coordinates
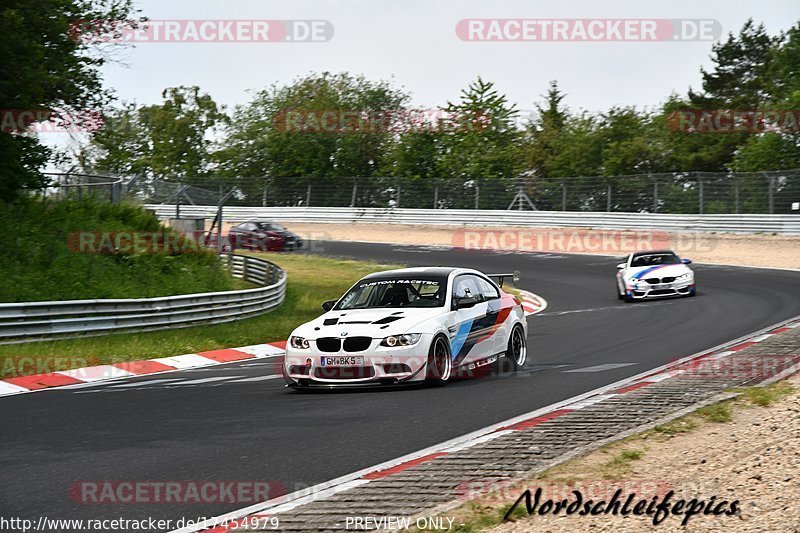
[626,280,695,300]
[283,338,431,387]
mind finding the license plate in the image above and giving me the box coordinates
[321,356,364,367]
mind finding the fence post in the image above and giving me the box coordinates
[653,176,659,213]
[768,174,774,214]
[262,180,267,207]
[735,177,740,214]
[699,178,704,215]
[606,184,612,212]
[475,179,480,209]
[433,183,439,208]
[306,183,311,206]
[351,178,357,207]
[562,182,567,211]
[396,182,401,208]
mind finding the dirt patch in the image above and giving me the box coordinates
[280,222,800,270]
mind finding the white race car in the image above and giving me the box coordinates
[616,250,696,302]
[282,267,528,388]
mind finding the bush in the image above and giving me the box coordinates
[0,198,239,302]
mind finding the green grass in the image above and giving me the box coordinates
[695,401,733,423]
[0,253,400,378]
[652,418,698,436]
[733,381,796,407]
[0,198,239,302]
[599,449,645,479]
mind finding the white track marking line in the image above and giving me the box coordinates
[564,363,637,373]
[57,365,135,382]
[151,354,218,369]
[109,379,185,388]
[0,381,29,396]
[236,344,286,357]
[229,375,281,383]
[176,376,245,385]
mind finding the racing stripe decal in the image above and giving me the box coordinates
[452,299,516,364]
[631,264,671,279]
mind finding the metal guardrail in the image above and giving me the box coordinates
[0,254,286,344]
[145,205,800,235]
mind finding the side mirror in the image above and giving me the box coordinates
[321,300,336,311]
[616,263,626,270]
[682,258,693,265]
[454,295,479,310]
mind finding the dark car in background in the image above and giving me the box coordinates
[228,220,303,252]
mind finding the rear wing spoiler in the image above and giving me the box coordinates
[487,271,520,288]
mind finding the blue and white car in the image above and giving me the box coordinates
[616,250,695,302]
[282,267,527,388]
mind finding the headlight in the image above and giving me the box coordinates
[380,333,422,347]
[290,336,309,349]
[675,272,693,282]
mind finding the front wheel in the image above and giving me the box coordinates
[426,335,452,385]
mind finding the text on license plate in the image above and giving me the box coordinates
[321,356,365,367]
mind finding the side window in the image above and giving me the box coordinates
[477,277,500,300]
[243,223,258,231]
[452,275,483,302]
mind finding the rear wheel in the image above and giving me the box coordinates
[426,335,452,385]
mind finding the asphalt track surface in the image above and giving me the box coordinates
[2,241,800,530]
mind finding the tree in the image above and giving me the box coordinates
[0,0,141,201]
[216,72,408,206]
[436,77,523,208]
[85,86,228,180]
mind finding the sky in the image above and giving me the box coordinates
[45,0,798,158]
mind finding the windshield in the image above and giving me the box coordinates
[631,253,681,267]
[334,276,447,309]
[257,222,285,231]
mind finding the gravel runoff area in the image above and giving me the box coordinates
[487,375,800,533]
[278,222,800,270]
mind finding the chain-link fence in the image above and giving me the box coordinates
[126,170,800,214]
[34,169,800,214]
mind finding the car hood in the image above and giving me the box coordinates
[625,263,691,280]
[291,307,446,339]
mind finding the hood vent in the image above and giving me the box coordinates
[373,315,403,325]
